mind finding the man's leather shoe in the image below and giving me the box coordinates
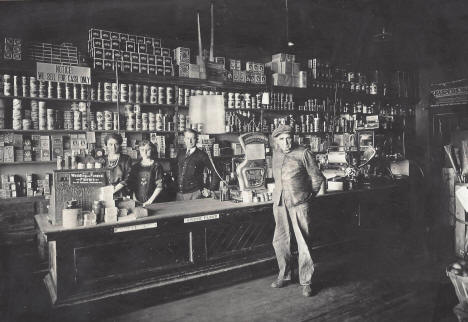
[302,285,312,297]
[270,279,290,288]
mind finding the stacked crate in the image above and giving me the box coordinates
[266,53,307,88]
[28,42,78,65]
[88,28,173,76]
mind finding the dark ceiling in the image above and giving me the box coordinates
[1,0,467,71]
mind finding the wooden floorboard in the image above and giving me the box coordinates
[2,226,461,322]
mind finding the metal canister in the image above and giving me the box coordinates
[21,76,28,97]
[126,111,135,131]
[150,86,157,104]
[73,110,82,130]
[90,86,96,101]
[158,86,165,105]
[3,74,11,96]
[113,112,119,130]
[135,84,142,103]
[73,84,79,100]
[166,86,173,105]
[56,82,63,99]
[38,81,46,98]
[111,82,118,102]
[128,83,134,103]
[96,82,102,101]
[103,82,112,101]
[47,81,54,98]
[120,83,128,102]
[65,83,72,99]
[80,84,88,100]
[142,85,149,104]
[13,75,19,96]
[29,77,37,98]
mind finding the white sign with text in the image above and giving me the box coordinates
[37,62,91,85]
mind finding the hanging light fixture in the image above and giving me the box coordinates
[285,0,294,47]
[373,26,393,42]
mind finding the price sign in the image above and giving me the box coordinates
[37,62,91,85]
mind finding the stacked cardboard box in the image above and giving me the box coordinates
[266,53,307,88]
[28,42,78,65]
[245,61,266,85]
[3,37,22,61]
[307,58,333,81]
[88,28,173,76]
[173,47,190,78]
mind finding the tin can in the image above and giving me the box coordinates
[56,83,63,99]
[96,82,102,101]
[30,77,38,97]
[135,84,142,103]
[166,86,173,105]
[81,84,88,100]
[128,84,134,103]
[113,112,119,130]
[158,87,165,105]
[65,83,72,99]
[150,86,157,104]
[90,87,96,101]
[13,75,19,96]
[73,84,79,100]
[47,81,54,98]
[142,85,149,104]
[120,83,128,102]
[111,82,118,102]
[103,82,112,101]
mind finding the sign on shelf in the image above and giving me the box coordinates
[37,62,91,85]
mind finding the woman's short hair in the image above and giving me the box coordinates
[105,133,123,146]
[139,139,157,160]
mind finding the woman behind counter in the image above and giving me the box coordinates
[127,140,164,207]
[105,133,133,196]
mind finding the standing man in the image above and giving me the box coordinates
[270,125,325,297]
[175,129,219,200]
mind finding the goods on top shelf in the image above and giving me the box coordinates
[266,53,307,88]
[3,37,22,61]
[0,173,51,199]
[28,42,79,66]
[227,59,266,85]
[88,28,174,77]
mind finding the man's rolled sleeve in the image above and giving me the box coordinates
[303,149,325,194]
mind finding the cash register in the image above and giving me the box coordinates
[235,132,271,202]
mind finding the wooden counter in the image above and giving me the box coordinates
[35,181,407,307]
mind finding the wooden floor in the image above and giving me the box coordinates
[1,225,462,322]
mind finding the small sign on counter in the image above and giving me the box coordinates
[113,222,158,233]
[184,214,219,223]
[70,171,107,185]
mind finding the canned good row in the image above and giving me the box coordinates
[1,74,90,100]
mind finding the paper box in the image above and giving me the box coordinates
[173,47,190,65]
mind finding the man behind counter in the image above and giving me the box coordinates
[175,129,219,200]
[270,124,325,297]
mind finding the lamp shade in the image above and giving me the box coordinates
[189,95,226,134]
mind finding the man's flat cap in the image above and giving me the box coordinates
[272,124,293,138]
